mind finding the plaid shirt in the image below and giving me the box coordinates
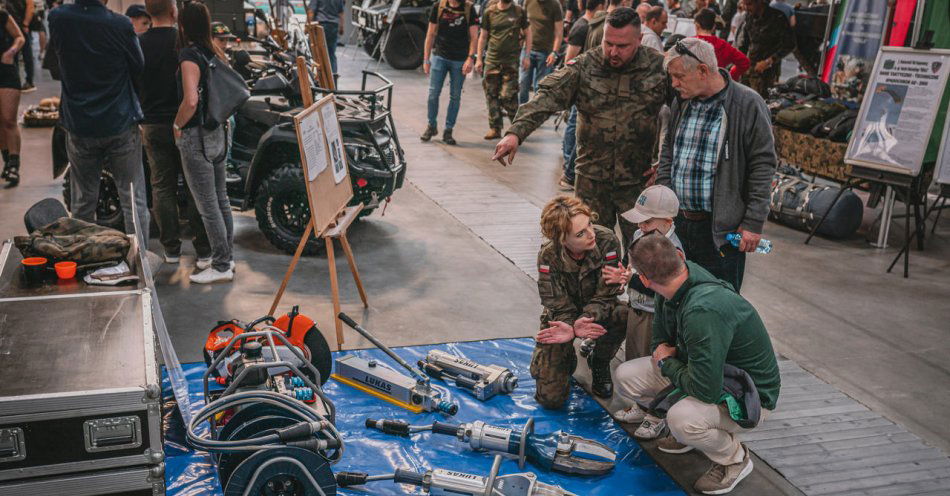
[671,97,725,212]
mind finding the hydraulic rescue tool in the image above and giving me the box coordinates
[191,313,343,495]
[335,455,577,496]
[334,313,458,415]
[364,417,616,476]
[418,350,519,401]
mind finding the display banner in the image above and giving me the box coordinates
[825,0,889,101]
[847,47,950,176]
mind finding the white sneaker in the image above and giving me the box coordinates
[634,418,667,440]
[197,258,236,271]
[189,268,234,284]
[613,406,647,423]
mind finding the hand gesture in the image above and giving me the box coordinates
[536,321,575,344]
[491,134,520,166]
[573,317,606,339]
[601,262,630,286]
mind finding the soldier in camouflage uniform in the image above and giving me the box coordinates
[494,8,667,246]
[735,0,795,98]
[475,0,531,139]
[532,195,627,409]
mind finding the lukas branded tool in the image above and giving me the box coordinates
[335,455,577,496]
[365,417,616,476]
[334,313,458,415]
[418,350,519,401]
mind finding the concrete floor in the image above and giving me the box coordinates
[2,48,948,492]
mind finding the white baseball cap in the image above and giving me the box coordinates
[621,185,680,224]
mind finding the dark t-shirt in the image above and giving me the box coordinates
[567,16,588,50]
[3,0,25,24]
[0,10,11,54]
[139,27,179,125]
[428,1,478,61]
[178,44,215,129]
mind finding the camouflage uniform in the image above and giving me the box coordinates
[481,2,528,131]
[736,5,795,98]
[530,224,626,409]
[14,217,131,263]
[507,46,668,245]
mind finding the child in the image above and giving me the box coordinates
[604,185,684,440]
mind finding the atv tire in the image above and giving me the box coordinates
[361,31,382,60]
[255,165,324,255]
[61,170,126,231]
[383,22,424,70]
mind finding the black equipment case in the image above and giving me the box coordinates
[0,241,164,496]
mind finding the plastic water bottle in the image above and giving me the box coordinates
[725,233,772,254]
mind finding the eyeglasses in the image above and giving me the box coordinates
[674,41,703,65]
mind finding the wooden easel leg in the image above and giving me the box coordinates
[339,234,368,307]
[269,221,314,316]
[326,236,344,350]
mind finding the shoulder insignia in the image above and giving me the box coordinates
[604,251,618,262]
[539,265,550,274]
[566,58,577,66]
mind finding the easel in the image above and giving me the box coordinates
[805,165,926,278]
[269,55,368,351]
[306,23,336,90]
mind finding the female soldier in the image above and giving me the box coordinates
[532,195,627,409]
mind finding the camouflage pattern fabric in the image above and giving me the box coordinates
[14,217,130,264]
[481,2,528,66]
[772,126,850,183]
[575,175,642,247]
[507,46,667,186]
[531,224,625,408]
[736,5,795,98]
[483,63,521,130]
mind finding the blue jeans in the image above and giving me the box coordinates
[427,55,466,129]
[561,106,577,182]
[323,22,339,74]
[519,50,553,104]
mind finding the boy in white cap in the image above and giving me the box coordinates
[604,184,683,439]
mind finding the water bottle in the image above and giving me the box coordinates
[725,232,772,254]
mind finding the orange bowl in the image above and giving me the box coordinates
[54,261,77,279]
[22,257,48,266]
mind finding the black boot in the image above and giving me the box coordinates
[442,128,456,145]
[3,155,19,187]
[420,124,437,142]
[588,354,614,398]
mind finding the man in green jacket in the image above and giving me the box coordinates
[614,233,780,495]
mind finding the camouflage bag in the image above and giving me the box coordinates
[14,217,130,264]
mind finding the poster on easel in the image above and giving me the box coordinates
[846,47,950,176]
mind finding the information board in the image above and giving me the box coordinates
[846,47,950,176]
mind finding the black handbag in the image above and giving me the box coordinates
[198,50,250,130]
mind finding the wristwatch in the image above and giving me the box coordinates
[656,357,668,370]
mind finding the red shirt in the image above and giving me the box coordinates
[695,34,750,81]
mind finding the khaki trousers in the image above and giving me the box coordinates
[615,356,769,465]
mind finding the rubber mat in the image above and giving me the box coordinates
[162,337,684,496]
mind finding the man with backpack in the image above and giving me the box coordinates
[475,0,530,140]
[420,0,479,145]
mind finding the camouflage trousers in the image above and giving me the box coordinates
[741,69,780,99]
[530,305,627,409]
[482,63,520,131]
[575,175,643,249]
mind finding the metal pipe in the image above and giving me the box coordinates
[338,313,429,384]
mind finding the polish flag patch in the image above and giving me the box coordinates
[605,251,618,262]
[539,265,550,274]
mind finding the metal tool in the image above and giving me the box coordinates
[365,417,616,476]
[335,455,577,496]
[334,313,458,415]
[418,350,518,401]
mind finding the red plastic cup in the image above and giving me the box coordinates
[54,261,77,280]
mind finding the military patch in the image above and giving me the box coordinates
[539,265,550,273]
[566,58,577,66]
[605,251,617,262]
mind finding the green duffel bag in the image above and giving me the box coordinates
[775,100,847,131]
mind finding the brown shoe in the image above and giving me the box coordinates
[483,128,501,140]
[694,447,753,495]
[657,434,694,454]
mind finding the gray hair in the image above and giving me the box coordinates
[663,37,718,73]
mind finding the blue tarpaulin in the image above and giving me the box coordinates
[162,338,684,496]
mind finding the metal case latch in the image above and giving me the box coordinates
[0,427,26,463]
[83,416,142,453]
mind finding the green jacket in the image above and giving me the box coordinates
[537,224,622,326]
[653,261,781,410]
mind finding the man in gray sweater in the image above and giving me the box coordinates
[655,37,776,292]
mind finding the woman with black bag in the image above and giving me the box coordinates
[173,1,235,284]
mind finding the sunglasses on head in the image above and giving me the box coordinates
[674,41,703,65]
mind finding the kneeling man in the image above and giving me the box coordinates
[614,233,780,495]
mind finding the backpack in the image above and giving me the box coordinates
[196,49,250,130]
[811,108,858,143]
[774,74,831,99]
[774,100,846,131]
[434,0,474,34]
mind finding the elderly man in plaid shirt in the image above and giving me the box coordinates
[655,37,776,292]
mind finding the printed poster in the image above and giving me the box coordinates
[847,48,950,176]
[298,110,327,182]
[320,103,348,184]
